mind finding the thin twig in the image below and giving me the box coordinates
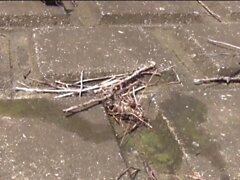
[30,78,60,89]
[73,73,129,85]
[194,76,240,85]
[138,69,158,103]
[15,83,103,94]
[54,92,74,99]
[79,71,84,97]
[143,159,159,180]
[16,81,30,88]
[208,39,240,51]
[116,167,140,180]
[63,93,113,113]
[197,0,222,22]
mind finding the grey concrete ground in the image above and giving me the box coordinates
[0,1,240,180]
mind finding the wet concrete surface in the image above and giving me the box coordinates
[0,98,127,179]
[0,1,240,179]
[119,87,240,179]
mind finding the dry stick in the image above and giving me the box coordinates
[54,92,74,99]
[55,77,119,98]
[116,167,140,180]
[129,112,152,128]
[16,81,30,88]
[208,39,240,51]
[73,61,155,111]
[132,87,139,107]
[73,73,129,85]
[120,123,131,146]
[30,78,60,89]
[17,62,154,95]
[63,93,113,112]
[79,71,84,97]
[15,82,104,94]
[143,159,159,180]
[55,80,74,88]
[185,173,203,180]
[193,76,240,85]
[138,69,158,103]
[197,0,222,22]
[121,61,156,84]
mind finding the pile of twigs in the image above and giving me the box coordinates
[16,61,160,133]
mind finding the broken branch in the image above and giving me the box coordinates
[208,39,240,51]
[194,76,240,85]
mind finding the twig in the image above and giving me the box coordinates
[197,0,222,22]
[73,73,129,85]
[15,61,158,134]
[143,159,159,180]
[15,87,84,94]
[120,61,156,84]
[116,167,140,180]
[120,123,131,146]
[79,71,84,97]
[194,76,240,85]
[208,39,240,51]
[16,81,30,88]
[15,83,103,94]
[54,92,74,99]
[63,93,113,113]
[138,69,158,103]
[185,172,203,180]
[30,78,60,89]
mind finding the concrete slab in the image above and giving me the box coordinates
[68,1,101,26]
[0,31,11,99]
[202,1,240,22]
[0,28,39,99]
[32,26,177,82]
[0,1,70,27]
[145,23,240,89]
[0,97,127,179]
[151,87,240,179]
[96,1,206,25]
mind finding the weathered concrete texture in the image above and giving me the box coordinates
[96,1,211,25]
[0,98,127,180]
[0,29,38,99]
[32,26,177,82]
[146,23,240,88]
[154,87,240,179]
[9,30,33,86]
[0,2,70,27]
[202,1,240,22]
[68,1,101,26]
[0,31,11,98]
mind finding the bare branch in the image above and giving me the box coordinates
[194,76,240,85]
[208,39,240,51]
[197,0,222,22]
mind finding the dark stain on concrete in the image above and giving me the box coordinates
[161,92,227,174]
[0,99,113,144]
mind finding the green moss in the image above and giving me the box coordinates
[126,128,182,174]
